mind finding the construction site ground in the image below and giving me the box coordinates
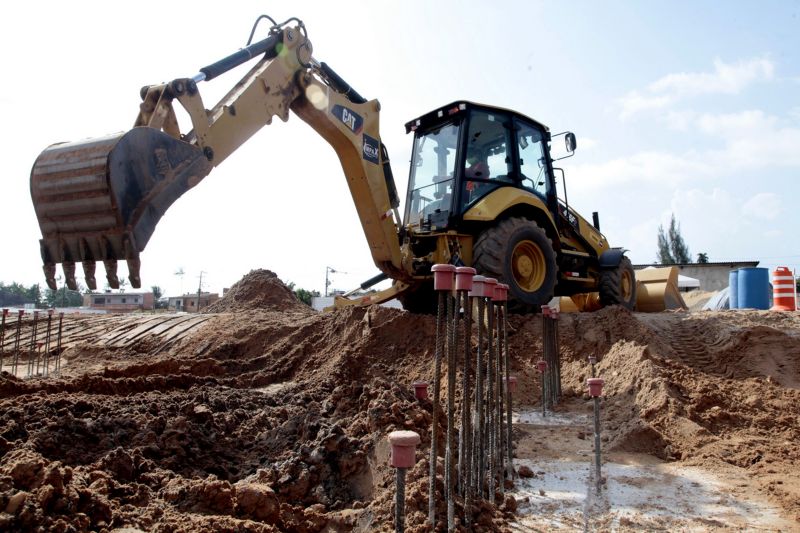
[0,270,798,531]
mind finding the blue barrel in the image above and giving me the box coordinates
[729,270,739,309]
[738,267,770,309]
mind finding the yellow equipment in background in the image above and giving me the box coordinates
[559,266,686,312]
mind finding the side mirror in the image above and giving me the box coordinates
[565,132,577,153]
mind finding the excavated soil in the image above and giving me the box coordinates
[203,269,312,314]
[0,271,798,531]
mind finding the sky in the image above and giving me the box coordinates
[1,1,798,299]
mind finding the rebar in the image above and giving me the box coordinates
[27,311,40,377]
[35,343,43,376]
[541,370,546,418]
[486,297,495,504]
[42,310,53,377]
[55,313,64,375]
[495,302,504,496]
[461,290,474,525]
[429,290,446,527]
[11,311,23,376]
[594,396,602,492]
[446,293,456,532]
[395,467,407,532]
[553,313,562,400]
[0,309,7,372]
[474,296,485,498]
[503,302,514,481]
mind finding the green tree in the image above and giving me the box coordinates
[285,281,320,306]
[0,282,42,307]
[45,285,84,308]
[657,214,691,264]
[294,288,321,306]
[151,285,163,300]
[696,252,709,264]
[151,285,169,309]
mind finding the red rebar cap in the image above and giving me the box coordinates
[507,376,518,393]
[18,310,25,316]
[536,360,548,373]
[431,264,456,291]
[587,377,605,397]
[2,309,8,316]
[388,430,421,468]
[33,311,39,317]
[541,305,551,317]
[470,275,488,298]
[455,267,476,292]
[483,278,498,300]
[492,283,508,302]
[36,342,43,348]
[48,309,54,316]
[412,381,429,400]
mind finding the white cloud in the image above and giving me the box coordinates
[741,192,782,221]
[618,92,675,119]
[695,110,776,136]
[571,109,800,194]
[650,57,774,96]
[619,57,774,119]
[568,150,715,190]
[662,110,697,131]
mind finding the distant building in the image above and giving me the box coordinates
[167,292,220,312]
[633,261,759,292]
[84,291,155,312]
[311,295,403,312]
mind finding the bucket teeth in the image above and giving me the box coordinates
[63,262,77,291]
[127,257,142,289]
[83,261,97,290]
[43,263,57,291]
[104,260,120,289]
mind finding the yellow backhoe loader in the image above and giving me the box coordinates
[30,15,640,314]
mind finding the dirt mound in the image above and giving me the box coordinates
[204,269,311,314]
[1,300,799,529]
[546,307,800,521]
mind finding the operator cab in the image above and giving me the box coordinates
[403,101,558,231]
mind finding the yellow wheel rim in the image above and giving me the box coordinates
[511,240,546,292]
[621,268,633,301]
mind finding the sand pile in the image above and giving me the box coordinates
[544,307,800,520]
[204,269,311,314]
[1,300,798,529]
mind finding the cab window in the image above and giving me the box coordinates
[516,120,549,198]
[462,111,513,208]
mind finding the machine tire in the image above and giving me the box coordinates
[599,255,636,310]
[473,217,557,313]
[398,281,437,314]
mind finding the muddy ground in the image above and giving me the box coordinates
[0,271,798,531]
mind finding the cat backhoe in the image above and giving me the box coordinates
[30,15,640,313]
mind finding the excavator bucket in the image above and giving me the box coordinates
[634,266,687,312]
[30,127,212,291]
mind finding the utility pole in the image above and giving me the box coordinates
[196,271,206,313]
[325,267,334,297]
[325,266,348,297]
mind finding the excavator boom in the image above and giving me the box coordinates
[31,19,404,291]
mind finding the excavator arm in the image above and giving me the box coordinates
[30,18,405,291]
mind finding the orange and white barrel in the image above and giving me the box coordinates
[770,267,796,311]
